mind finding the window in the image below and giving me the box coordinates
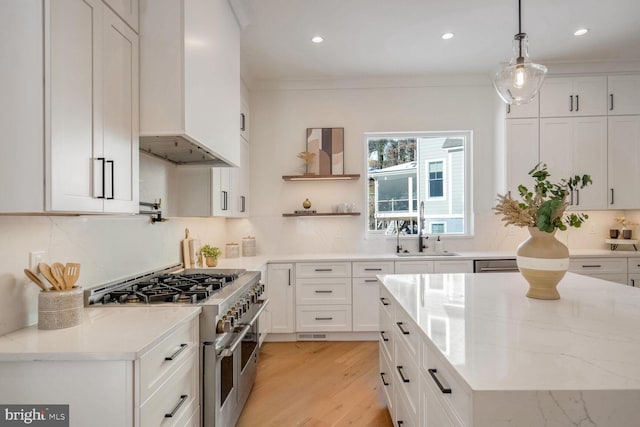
[428,161,444,198]
[366,132,471,236]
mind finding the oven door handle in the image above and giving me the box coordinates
[217,324,251,359]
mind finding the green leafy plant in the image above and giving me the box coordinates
[200,244,221,259]
[495,163,592,232]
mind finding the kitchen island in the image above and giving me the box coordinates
[378,272,640,426]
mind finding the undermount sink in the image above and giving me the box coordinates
[395,252,459,257]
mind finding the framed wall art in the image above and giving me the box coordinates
[306,128,344,175]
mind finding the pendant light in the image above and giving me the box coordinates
[493,0,547,105]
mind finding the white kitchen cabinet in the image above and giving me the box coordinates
[540,116,607,210]
[608,75,640,115]
[229,138,250,217]
[0,0,138,214]
[569,257,627,285]
[352,261,394,332]
[505,95,539,118]
[540,76,607,117]
[240,96,250,143]
[266,263,295,334]
[395,261,435,274]
[139,0,241,167]
[212,167,232,216]
[103,0,138,32]
[627,258,640,287]
[434,260,473,273]
[505,118,539,196]
[608,116,640,209]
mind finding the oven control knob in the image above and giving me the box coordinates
[217,316,232,333]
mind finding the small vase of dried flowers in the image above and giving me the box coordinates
[494,163,592,299]
[297,151,317,175]
[615,217,637,239]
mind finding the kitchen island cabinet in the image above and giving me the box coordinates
[0,307,200,427]
[379,272,640,426]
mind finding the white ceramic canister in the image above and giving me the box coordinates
[226,243,240,259]
[242,236,256,257]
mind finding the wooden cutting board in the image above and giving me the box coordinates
[182,228,192,268]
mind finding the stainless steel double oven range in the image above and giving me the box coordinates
[85,264,269,426]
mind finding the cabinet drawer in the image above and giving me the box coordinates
[139,317,198,403]
[352,261,394,277]
[583,273,627,285]
[395,308,419,359]
[379,285,395,322]
[395,389,418,427]
[296,278,351,305]
[139,348,199,427]
[395,260,434,274]
[434,260,473,273]
[569,257,626,274]
[295,305,352,332]
[394,338,419,421]
[379,346,394,417]
[423,372,463,427]
[296,262,351,278]
[379,303,395,362]
[628,258,640,274]
[423,343,471,427]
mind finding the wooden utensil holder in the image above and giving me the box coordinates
[38,286,83,330]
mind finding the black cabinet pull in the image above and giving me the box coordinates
[97,157,106,199]
[314,268,333,272]
[569,95,573,111]
[582,265,602,268]
[165,394,188,418]
[240,195,246,212]
[506,104,511,114]
[380,297,389,306]
[569,190,574,205]
[288,269,291,286]
[397,421,404,427]
[396,365,410,383]
[575,189,579,206]
[380,331,389,342]
[610,93,614,111]
[396,321,410,335]
[314,290,333,293]
[428,368,451,394]
[610,188,615,205]
[315,317,333,321]
[164,343,188,361]
[632,279,635,287]
[240,112,246,131]
[576,94,579,111]
[364,268,382,271]
[365,279,378,283]
[106,160,114,200]
[380,372,389,386]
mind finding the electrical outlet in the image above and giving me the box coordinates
[29,251,46,271]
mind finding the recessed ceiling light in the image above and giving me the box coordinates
[311,36,324,43]
[441,32,454,40]
[574,28,589,36]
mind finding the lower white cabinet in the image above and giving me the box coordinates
[395,261,434,274]
[569,257,627,285]
[422,372,463,427]
[266,263,295,334]
[352,261,394,332]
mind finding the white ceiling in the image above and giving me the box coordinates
[237,0,640,85]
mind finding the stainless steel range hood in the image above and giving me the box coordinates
[139,135,233,166]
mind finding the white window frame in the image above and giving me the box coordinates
[426,158,446,201]
[365,131,473,237]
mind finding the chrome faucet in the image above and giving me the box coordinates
[418,202,428,252]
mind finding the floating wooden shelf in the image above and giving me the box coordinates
[282,174,360,181]
[282,212,361,217]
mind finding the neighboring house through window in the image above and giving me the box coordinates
[428,161,444,199]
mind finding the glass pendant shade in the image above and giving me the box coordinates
[493,33,547,105]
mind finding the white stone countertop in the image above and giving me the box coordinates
[0,306,201,361]
[378,272,640,391]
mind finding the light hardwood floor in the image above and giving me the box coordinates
[236,341,393,427]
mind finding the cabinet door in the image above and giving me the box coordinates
[103,0,138,32]
[240,96,250,142]
[572,76,607,116]
[539,77,573,117]
[608,116,640,209]
[506,96,539,118]
[433,260,473,273]
[266,264,295,334]
[395,261,435,274]
[608,75,640,115]
[571,116,607,209]
[505,119,539,196]
[47,0,104,212]
[539,118,573,182]
[353,278,380,331]
[212,167,231,216]
[102,5,139,213]
[629,274,640,288]
[233,138,250,217]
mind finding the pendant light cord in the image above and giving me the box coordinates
[517,0,523,59]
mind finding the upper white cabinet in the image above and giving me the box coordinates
[232,139,251,217]
[608,75,640,115]
[0,0,138,214]
[103,0,138,32]
[608,116,640,209]
[539,76,607,117]
[139,0,241,166]
[505,119,539,196]
[240,97,250,143]
[540,116,608,210]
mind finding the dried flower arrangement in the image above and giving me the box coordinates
[615,217,638,228]
[297,151,316,174]
[495,163,592,233]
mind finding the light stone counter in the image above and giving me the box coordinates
[379,272,640,425]
[0,306,201,361]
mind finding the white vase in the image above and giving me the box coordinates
[516,227,569,300]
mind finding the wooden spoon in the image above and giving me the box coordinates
[63,263,80,289]
[51,262,66,289]
[39,263,61,291]
[24,269,49,292]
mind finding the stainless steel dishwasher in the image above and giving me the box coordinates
[473,259,518,273]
